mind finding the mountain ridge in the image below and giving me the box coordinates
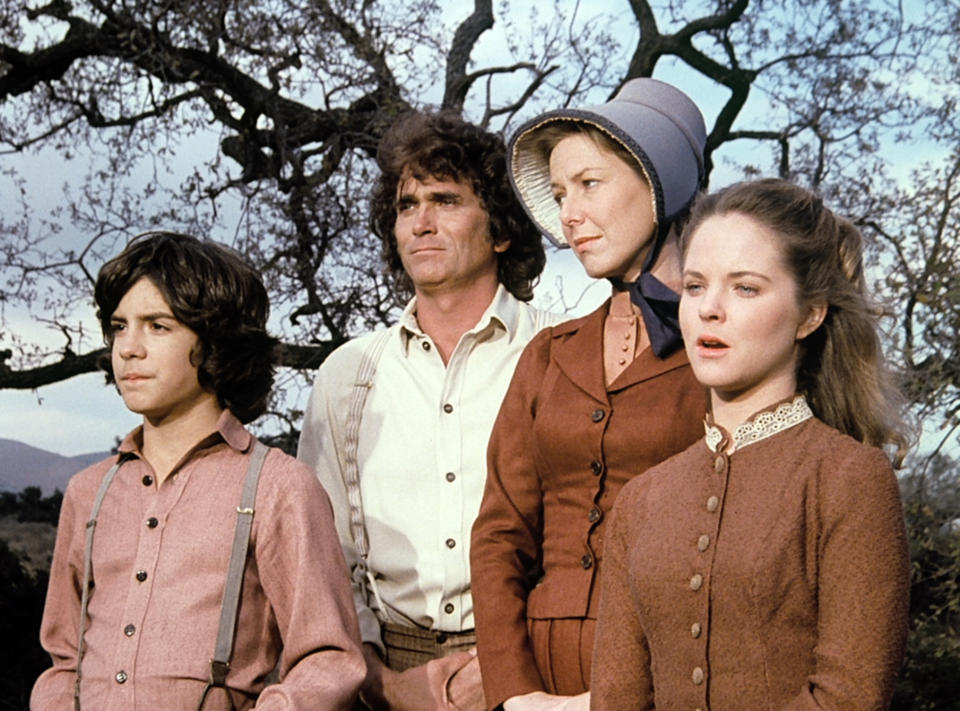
[0,438,112,495]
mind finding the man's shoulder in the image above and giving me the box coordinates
[519,302,602,345]
[323,327,400,367]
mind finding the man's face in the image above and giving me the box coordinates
[394,173,508,296]
[110,276,216,426]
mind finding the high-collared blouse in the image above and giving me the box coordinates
[591,397,911,711]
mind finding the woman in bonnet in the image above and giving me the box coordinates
[470,78,709,710]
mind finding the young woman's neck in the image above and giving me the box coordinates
[709,372,799,437]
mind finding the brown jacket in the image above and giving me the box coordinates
[591,411,910,711]
[470,303,706,707]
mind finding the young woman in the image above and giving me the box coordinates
[470,79,710,711]
[591,179,911,710]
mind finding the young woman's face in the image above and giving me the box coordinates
[548,133,657,281]
[679,211,824,411]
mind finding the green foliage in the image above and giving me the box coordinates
[0,539,50,710]
[892,455,960,710]
[0,487,62,525]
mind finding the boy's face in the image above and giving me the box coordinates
[109,277,216,425]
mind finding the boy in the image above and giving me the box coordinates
[31,232,364,710]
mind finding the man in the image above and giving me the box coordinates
[32,232,365,710]
[298,111,561,711]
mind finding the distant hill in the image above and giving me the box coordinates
[0,439,111,495]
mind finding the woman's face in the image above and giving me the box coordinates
[548,133,656,281]
[679,211,824,411]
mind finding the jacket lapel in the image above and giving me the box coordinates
[550,305,610,405]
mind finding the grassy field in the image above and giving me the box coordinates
[0,515,56,578]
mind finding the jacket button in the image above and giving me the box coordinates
[580,554,593,570]
[691,622,702,638]
[445,472,456,482]
[422,341,431,351]
[591,408,605,423]
[446,538,456,549]
[714,456,726,474]
[443,403,454,413]
[444,603,455,614]
[142,475,153,486]
[706,496,719,513]
[135,570,147,582]
[697,534,710,552]
[590,460,603,476]
[115,671,128,684]
[588,507,601,523]
[692,666,705,685]
[690,573,703,591]
[146,517,158,529]
[123,624,136,637]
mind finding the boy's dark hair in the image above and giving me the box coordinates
[95,231,278,423]
[369,110,546,301]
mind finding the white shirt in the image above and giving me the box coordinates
[298,285,562,650]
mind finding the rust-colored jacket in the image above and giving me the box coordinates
[592,413,910,711]
[470,303,706,707]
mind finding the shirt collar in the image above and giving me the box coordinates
[398,283,519,352]
[704,394,813,454]
[117,409,253,459]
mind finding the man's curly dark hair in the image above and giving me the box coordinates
[369,110,546,301]
[94,231,278,424]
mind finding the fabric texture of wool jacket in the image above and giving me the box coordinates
[470,301,707,707]
[591,400,910,711]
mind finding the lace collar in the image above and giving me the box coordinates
[705,395,813,454]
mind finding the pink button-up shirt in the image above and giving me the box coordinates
[31,411,364,710]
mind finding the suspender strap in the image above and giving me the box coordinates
[71,443,269,711]
[197,440,269,711]
[341,330,390,596]
[74,457,125,711]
